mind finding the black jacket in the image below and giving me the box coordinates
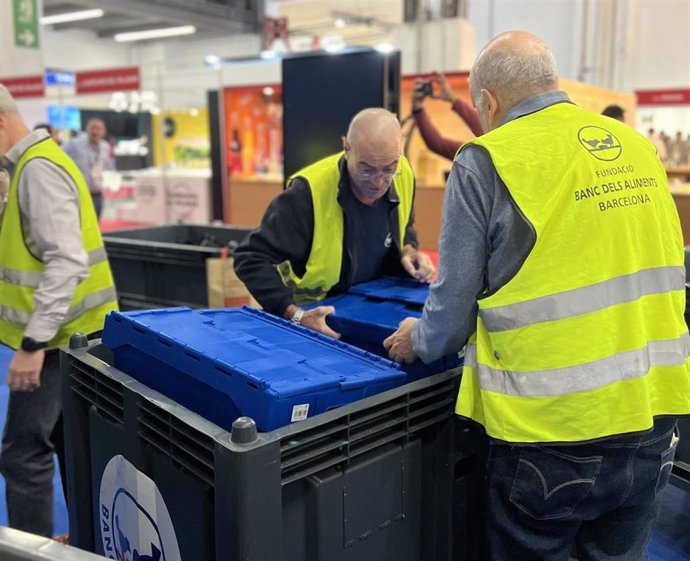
[233,157,418,316]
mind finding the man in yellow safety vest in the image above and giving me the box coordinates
[234,108,435,336]
[0,84,118,538]
[385,31,690,560]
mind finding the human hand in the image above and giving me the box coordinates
[299,306,341,339]
[7,349,45,392]
[431,71,456,104]
[383,317,418,364]
[401,246,436,282]
[412,79,426,113]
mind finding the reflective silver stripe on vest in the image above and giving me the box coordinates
[480,266,685,332]
[0,247,109,289]
[0,267,42,288]
[87,247,109,267]
[0,286,117,327]
[63,286,117,323]
[0,304,31,326]
[464,332,690,397]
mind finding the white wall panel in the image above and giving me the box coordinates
[42,27,132,70]
[393,18,476,74]
[466,0,690,91]
[623,0,690,90]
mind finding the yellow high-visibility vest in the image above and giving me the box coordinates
[0,137,118,350]
[456,102,690,443]
[280,153,414,304]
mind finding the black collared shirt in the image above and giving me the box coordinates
[234,156,418,316]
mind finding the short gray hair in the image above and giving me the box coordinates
[0,85,19,114]
[469,34,558,109]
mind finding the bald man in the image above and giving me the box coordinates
[385,32,689,560]
[234,108,434,336]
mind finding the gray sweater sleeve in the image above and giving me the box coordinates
[19,159,89,342]
[411,145,536,363]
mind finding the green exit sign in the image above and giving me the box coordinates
[13,0,39,49]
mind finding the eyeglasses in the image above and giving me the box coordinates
[355,170,402,183]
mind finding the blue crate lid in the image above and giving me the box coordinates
[103,307,403,399]
[348,277,429,306]
[313,294,422,341]
[308,292,462,381]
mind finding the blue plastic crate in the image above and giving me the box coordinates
[311,278,462,380]
[101,306,405,431]
[348,276,430,306]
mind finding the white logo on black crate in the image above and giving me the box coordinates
[99,455,181,561]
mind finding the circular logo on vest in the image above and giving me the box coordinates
[577,126,622,161]
[99,455,181,561]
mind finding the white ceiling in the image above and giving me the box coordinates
[41,0,410,48]
[41,0,260,37]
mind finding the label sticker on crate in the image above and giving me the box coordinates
[291,403,309,422]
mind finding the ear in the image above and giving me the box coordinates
[341,135,349,156]
[480,89,499,124]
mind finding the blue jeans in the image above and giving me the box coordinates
[484,418,678,561]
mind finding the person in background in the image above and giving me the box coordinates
[384,31,690,560]
[0,85,118,538]
[669,130,688,167]
[647,128,668,163]
[63,118,115,219]
[411,71,484,161]
[660,130,672,160]
[234,108,435,337]
[32,123,61,145]
[601,104,625,122]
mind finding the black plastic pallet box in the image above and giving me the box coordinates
[102,224,251,310]
[61,335,485,561]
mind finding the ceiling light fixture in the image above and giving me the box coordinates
[204,55,221,67]
[334,18,346,28]
[40,9,104,25]
[114,25,196,42]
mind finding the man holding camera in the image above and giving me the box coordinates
[412,71,484,161]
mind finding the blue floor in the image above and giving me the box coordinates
[0,343,687,555]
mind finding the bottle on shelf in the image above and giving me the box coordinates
[228,129,242,176]
[228,113,242,177]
